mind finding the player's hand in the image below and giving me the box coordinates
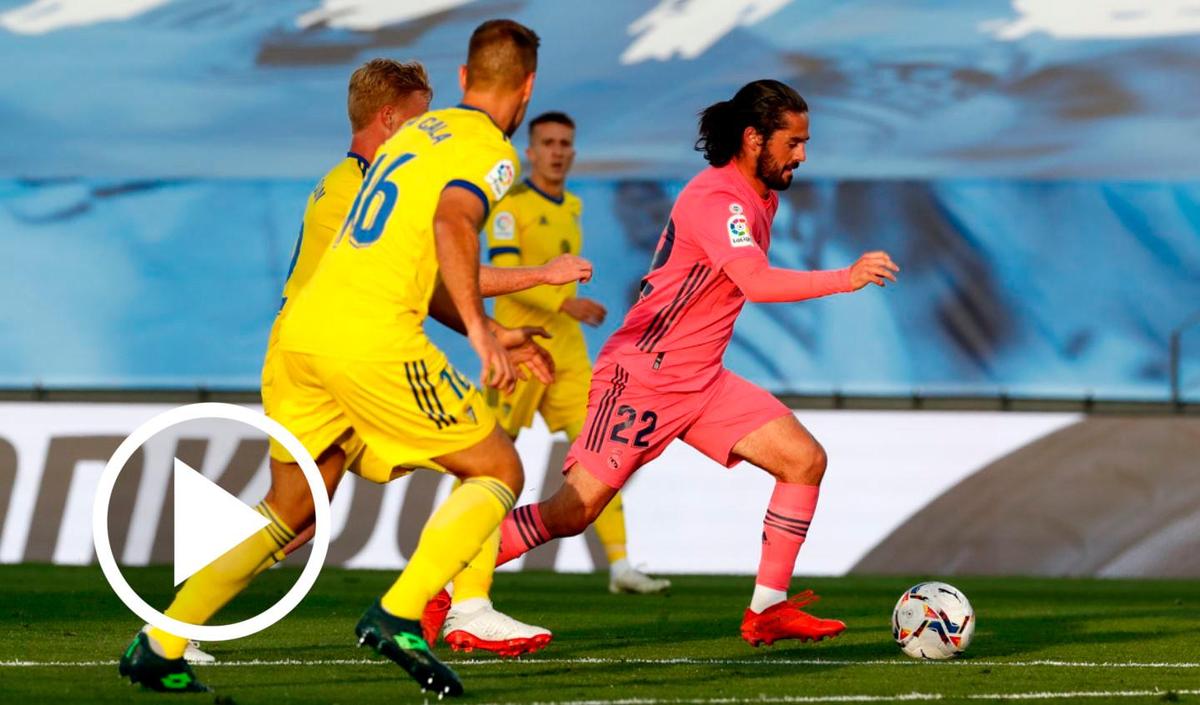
[492,324,555,385]
[541,254,593,285]
[492,323,551,349]
[561,296,607,326]
[849,251,900,290]
[468,325,517,394]
[508,337,556,385]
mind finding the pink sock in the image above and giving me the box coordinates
[756,483,820,591]
[496,503,550,566]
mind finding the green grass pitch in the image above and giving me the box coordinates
[1,565,1198,704]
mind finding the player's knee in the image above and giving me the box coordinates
[767,437,827,485]
[805,441,828,484]
[786,439,827,485]
[263,485,315,532]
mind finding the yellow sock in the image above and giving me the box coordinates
[148,501,295,659]
[593,490,628,564]
[445,477,499,604]
[380,476,514,619]
[452,527,499,603]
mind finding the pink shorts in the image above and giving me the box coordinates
[564,360,792,488]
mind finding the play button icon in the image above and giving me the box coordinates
[172,458,271,587]
[92,403,331,642]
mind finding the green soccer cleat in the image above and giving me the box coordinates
[355,600,464,698]
[118,631,210,693]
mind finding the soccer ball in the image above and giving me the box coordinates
[892,581,975,660]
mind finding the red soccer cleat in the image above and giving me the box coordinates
[421,589,452,646]
[740,589,847,647]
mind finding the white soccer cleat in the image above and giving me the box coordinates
[183,640,215,665]
[442,600,552,658]
[609,566,671,595]
[140,624,215,665]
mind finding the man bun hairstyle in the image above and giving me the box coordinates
[466,19,540,89]
[347,59,431,132]
[695,80,808,166]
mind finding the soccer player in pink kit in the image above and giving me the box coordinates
[494,79,899,645]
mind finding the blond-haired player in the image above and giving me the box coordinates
[120,30,579,696]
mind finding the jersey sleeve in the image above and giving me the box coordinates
[683,188,768,272]
[309,166,360,239]
[484,204,522,266]
[443,139,520,220]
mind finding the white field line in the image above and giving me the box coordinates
[469,692,1200,705]
[491,696,943,705]
[1,657,1198,669]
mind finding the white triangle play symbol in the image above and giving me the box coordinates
[173,458,270,587]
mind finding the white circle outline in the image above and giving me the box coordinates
[91,402,330,642]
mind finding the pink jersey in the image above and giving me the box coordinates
[599,163,778,392]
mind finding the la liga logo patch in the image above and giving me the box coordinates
[727,205,753,247]
[492,211,516,240]
[486,159,516,200]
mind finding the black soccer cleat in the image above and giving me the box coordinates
[118,631,210,693]
[355,600,464,698]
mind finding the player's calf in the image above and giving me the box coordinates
[496,463,615,565]
[263,448,347,533]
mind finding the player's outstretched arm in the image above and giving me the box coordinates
[434,187,516,392]
[427,281,556,386]
[724,250,899,303]
[479,254,592,297]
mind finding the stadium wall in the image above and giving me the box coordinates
[2,402,1196,577]
[3,178,1200,401]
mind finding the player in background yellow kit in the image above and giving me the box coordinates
[491,113,669,596]
[119,30,581,696]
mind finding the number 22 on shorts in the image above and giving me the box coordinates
[610,405,657,448]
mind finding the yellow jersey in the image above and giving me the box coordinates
[280,106,520,361]
[279,152,369,312]
[485,179,587,361]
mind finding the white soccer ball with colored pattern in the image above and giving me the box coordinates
[892,581,975,659]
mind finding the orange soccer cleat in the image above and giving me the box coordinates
[420,589,453,645]
[740,590,847,647]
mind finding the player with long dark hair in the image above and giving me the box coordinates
[490,79,899,646]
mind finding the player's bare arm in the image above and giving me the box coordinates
[724,251,899,303]
[434,186,518,392]
[479,253,592,296]
[560,296,607,326]
[427,279,555,385]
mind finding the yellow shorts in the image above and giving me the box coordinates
[487,358,590,439]
[262,317,370,468]
[268,345,495,484]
